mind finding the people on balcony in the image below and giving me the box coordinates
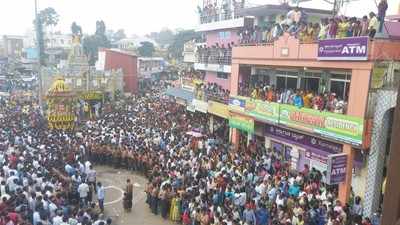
[196,43,233,65]
[240,84,348,114]
[238,5,384,46]
[194,82,230,103]
[198,2,238,24]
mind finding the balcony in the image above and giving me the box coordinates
[228,95,365,147]
[138,67,163,79]
[196,17,248,33]
[194,48,232,73]
[233,33,400,63]
[183,52,196,63]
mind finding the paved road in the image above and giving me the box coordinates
[95,166,174,225]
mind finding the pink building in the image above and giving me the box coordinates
[194,16,254,93]
[229,32,400,207]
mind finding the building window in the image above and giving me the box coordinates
[217,72,229,79]
[219,31,231,40]
[276,71,298,91]
[300,72,321,93]
[330,73,351,101]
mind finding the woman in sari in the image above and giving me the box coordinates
[169,190,181,222]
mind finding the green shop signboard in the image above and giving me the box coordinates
[279,105,364,145]
[246,99,280,123]
[229,114,254,133]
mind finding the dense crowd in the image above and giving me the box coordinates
[239,0,388,45]
[196,44,233,65]
[0,96,119,225]
[0,83,381,225]
[239,85,347,114]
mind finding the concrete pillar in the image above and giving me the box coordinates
[230,128,240,151]
[338,144,354,204]
[209,115,214,133]
[265,137,271,149]
[347,69,371,118]
[247,132,253,146]
[364,90,397,217]
[230,63,240,95]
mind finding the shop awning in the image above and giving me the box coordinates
[164,87,193,102]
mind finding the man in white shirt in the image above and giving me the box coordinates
[78,182,90,207]
[52,211,63,225]
[97,182,105,213]
[86,165,97,187]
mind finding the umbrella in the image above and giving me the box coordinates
[186,131,203,137]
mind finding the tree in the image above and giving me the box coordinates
[168,29,200,60]
[148,28,175,47]
[33,7,59,65]
[137,41,155,57]
[38,7,59,27]
[71,22,82,36]
[82,20,111,65]
[113,29,126,42]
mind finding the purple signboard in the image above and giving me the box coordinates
[318,37,369,61]
[265,124,343,154]
[326,154,348,185]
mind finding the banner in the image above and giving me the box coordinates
[192,99,208,113]
[186,104,195,112]
[246,99,280,123]
[318,37,369,61]
[80,91,103,100]
[208,101,229,119]
[326,153,348,185]
[229,96,246,112]
[229,114,254,133]
[279,105,364,146]
[265,124,342,154]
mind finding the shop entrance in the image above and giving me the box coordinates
[271,141,292,162]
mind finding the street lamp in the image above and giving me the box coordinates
[35,0,44,114]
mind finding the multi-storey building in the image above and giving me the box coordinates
[137,57,165,90]
[98,48,139,94]
[167,0,400,218]
[3,35,24,58]
[229,23,400,220]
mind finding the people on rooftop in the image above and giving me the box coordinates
[238,5,385,45]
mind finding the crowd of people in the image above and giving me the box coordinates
[0,81,379,225]
[239,0,388,45]
[0,96,117,225]
[198,0,245,24]
[196,44,233,65]
[195,82,231,104]
[239,84,347,114]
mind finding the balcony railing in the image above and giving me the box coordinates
[194,88,230,104]
[199,2,244,25]
[196,48,232,65]
[239,86,348,114]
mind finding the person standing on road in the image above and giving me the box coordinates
[97,182,105,213]
[87,165,97,188]
[125,179,134,212]
[78,181,90,207]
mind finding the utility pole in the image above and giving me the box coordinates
[35,0,44,114]
[381,83,400,225]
